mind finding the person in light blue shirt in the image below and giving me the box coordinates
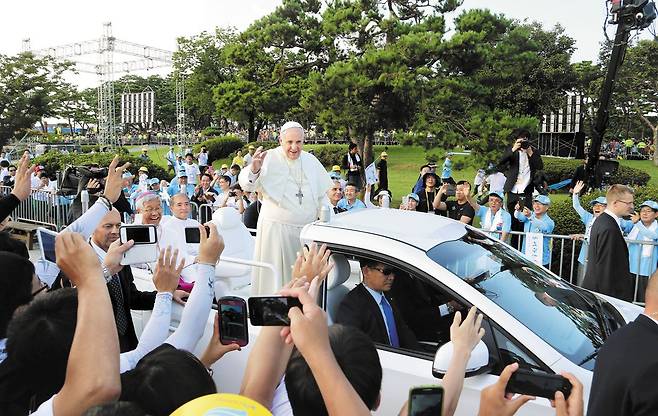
[465,189,512,242]
[337,182,366,211]
[514,194,555,266]
[627,200,658,302]
[441,153,453,179]
[167,170,195,199]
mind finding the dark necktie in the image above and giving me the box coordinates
[380,296,400,348]
[107,274,128,335]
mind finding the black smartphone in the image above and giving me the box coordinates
[518,196,526,208]
[184,226,210,243]
[408,385,443,416]
[505,369,572,400]
[217,296,249,347]
[122,225,156,245]
[248,296,303,326]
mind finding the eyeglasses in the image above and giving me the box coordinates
[617,200,634,206]
[31,281,48,298]
[371,266,394,276]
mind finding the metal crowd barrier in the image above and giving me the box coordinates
[493,229,658,305]
[1,185,73,231]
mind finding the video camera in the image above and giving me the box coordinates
[58,165,108,196]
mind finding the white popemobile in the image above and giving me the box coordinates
[131,208,641,416]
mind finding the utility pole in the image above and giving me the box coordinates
[585,0,656,187]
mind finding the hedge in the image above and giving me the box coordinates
[542,158,650,187]
[33,152,168,182]
[193,135,244,165]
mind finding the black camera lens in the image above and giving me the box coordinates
[520,140,530,149]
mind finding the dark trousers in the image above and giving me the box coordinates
[506,191,532,249]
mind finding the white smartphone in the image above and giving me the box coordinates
[119,225,158,265]
[36,227,58,265]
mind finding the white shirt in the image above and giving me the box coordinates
[486,172,506,194]
[271,380,294,416]
[31,395,54,415]
[198,152,208,166]
[244,153,253,167]
[184,163,200,184]
[511,151,531,194]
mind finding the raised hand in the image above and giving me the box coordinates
[478,363,535,416]
[104,155,131,203]
[573,180,585,195]
[522,207,531,218]
[291,242,334,284]
[103,239,135,275]
[152,246,185,294]
[197,223,224,265]
[250,146,268,173]
[11,151,35,202]
[56,232,103,288]
[450,306,485,355]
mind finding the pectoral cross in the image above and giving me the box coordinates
[296,188,304,205]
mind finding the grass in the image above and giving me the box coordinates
[129,144,657,207]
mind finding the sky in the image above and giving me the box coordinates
[0,0,654,87]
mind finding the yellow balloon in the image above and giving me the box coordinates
[170,393,272,416]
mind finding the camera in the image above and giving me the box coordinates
[58,165,108,196]
[520,140,531,149]
[228,191,237,197]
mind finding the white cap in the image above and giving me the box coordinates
[280,121,304,137]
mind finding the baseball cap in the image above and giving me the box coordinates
[406,193,420,202]
[122,172,133,179]
[171,393,272,416]
[533,194,551,206]
[248,145,255,150]
[178,169,188,177]
[332,165,341,172]
[590,197,607,206]
[35,165,45,171]
[138,166,148,173]
[488,192,504,201]
[329,171,341,180]
[377,190,391,198]
[149,178,160,185]
[381,151,388,158]
[639,200,658,211]
[221,164,228,169]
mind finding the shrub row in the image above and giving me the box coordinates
[193,135,244,165]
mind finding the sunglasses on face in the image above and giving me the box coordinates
[371,266,394,276]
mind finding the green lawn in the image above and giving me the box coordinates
[129,144,656,207]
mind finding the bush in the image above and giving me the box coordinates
[312,145,348,167]
[193,135,244,164]
[33,152,168,181]
[239,141,279,154]
[200,127,224,137]
[542,158,650,187]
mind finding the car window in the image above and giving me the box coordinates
[491,325,548,373]
[427,228,607,371]
[327,252,466,357]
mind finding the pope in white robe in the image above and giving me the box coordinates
[239,122,333,294]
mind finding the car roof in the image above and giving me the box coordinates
[312,209,467,250]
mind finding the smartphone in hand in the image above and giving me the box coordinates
[217,296,249,347]
[248,296,302,326]
[505,369,572,400]
[408,385,443,416]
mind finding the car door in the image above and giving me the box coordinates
[321,246,556,416]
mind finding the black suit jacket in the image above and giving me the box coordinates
[497,147,544,194]
[115,266,157,351]
[587,314,658,416]
[335,283,419,350]
[582,212,633,301]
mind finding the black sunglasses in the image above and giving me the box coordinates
[371,266,394,276]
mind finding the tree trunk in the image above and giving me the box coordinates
[40,119,47,133]
[363,131,374,168]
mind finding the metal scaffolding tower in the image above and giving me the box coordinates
[22,22,185,148]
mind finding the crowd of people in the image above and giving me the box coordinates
[0,121,657,415]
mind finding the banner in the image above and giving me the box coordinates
[365,162,378,185]
[524,232,544,266]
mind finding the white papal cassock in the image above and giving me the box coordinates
[239,146,332,295]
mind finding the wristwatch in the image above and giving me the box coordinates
[101,264,113,283]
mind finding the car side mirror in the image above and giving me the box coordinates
[432,340,490,379]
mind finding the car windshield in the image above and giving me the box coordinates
[427,228,604,371]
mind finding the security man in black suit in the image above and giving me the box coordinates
[582,184,635,302]
[335,259,419,350]
[587,269,658,415]
[497,128,544,246]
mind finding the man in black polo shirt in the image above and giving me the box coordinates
[432,180,475,225]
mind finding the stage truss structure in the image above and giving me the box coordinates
[21,22,185,148]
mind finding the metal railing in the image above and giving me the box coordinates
[1,186,74,231]
[493,229,657,305]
